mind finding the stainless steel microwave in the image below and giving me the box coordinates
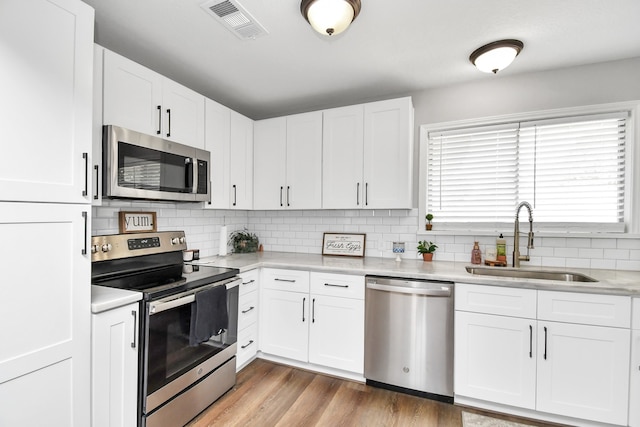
[103,125,210,202]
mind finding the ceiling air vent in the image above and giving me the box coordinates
[201,0,268,40]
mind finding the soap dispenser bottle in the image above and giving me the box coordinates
[471,241,482,264]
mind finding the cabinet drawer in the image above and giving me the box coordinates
[239,269,259,296]
[238,290,258,330]
[310,272,364,299]
[456,283,536,318]
[237,323,258,369]
[262,268,309,293]
[538,291,630,328]
[633,298,640,330]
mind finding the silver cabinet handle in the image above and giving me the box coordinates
[157,105,162,134]
[287,186,290,207]
[356,182,360,206]
[232,184,237,206]
[543,326,548,360]
[166,108,171,137]
[274,278,296,283]
[302,297,306,322]
[241,306,255,314]
[82,153,88,197]
[324,283,349,288]
[280,186,284,207]
[242,279,255,286]
[131,310,137,349]
[312,298,316,323]
[241,340,254,349]
[529,325,533,358]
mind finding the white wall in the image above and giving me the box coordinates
[92,57,640,270]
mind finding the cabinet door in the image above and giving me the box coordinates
[322,105,364,209]
[0,0,93,204]
[536,321,630,425]
[229,111,254,209]
[260,289,309,362]
[630,329,640,427]
[103,49,163,137]
[161,79,205,148]
[204,98,231,209]
[454,311,536,409]
[286,111,323,209]
[253,117,286,210]
[0,202,91,426]
[92,304,139,427]
[309,295,364,373]
[363,97,413,209]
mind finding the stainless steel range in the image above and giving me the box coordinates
[91,231,240,427]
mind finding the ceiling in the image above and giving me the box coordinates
[83,0,640,120]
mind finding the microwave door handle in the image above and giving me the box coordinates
[185,158,194,192]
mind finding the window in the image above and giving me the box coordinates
[421,106,635,233]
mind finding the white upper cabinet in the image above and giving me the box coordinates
[102,49,205,149]
[323,97,414,209]
[204,98,231,209]
[254,111,323,210]
[0,0,94,204]
[322,105,364,209]
[229,110,254,209]
[363,97,414,209]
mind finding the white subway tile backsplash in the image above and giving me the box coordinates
[92,204,640,270]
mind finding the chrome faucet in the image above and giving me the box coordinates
[513,201,534,268]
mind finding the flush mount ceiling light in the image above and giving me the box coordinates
[300,0,361,36]
[469,39,524,74]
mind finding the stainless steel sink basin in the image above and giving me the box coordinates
[465,266,597,282]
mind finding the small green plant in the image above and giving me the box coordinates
[425,213,434,230]
[417,240,438,254]
[228,228,259,253]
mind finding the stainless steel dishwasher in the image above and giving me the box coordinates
[364,276,454,402]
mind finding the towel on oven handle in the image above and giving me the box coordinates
[189,285,228,346]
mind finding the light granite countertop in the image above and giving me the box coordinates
[190,251,640,296]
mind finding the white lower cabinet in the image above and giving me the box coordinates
[259,269,365,375]
[237,269,260,369]
[92,302,139,427]
[628,298,640,427]
[455,283,631,426]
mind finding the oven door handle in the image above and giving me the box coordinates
[150,277,241,315]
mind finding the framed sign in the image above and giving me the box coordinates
[118,211,157,234]
[322,233,366,257]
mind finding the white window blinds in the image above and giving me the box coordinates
[426,112,627,229]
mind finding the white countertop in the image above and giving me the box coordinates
[190,251,640,296]
[91,285,143,314]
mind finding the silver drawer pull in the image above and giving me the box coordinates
[275,278,296,283]
[242,279,255,285]
[242,306,255,314]
[241,340,254,349]
[324,283,349,288]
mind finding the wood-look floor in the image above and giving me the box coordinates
[187,359,563,427]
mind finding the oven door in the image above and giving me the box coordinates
[142,277,240,420]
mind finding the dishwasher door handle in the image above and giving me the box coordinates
[366,282,452,297]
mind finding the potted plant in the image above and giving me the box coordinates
[228,229,259,253]
[417,240,437,261]
[425,213,434,230]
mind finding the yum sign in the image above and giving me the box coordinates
[119,211,157,233]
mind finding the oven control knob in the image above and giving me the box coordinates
[171,237,180,245]
[91,244,100,254]
[179,237,186,244]
[101,243,112,253]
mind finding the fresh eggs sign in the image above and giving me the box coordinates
[322,233,366,257]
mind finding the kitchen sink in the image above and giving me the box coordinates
[465,266,597,282]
